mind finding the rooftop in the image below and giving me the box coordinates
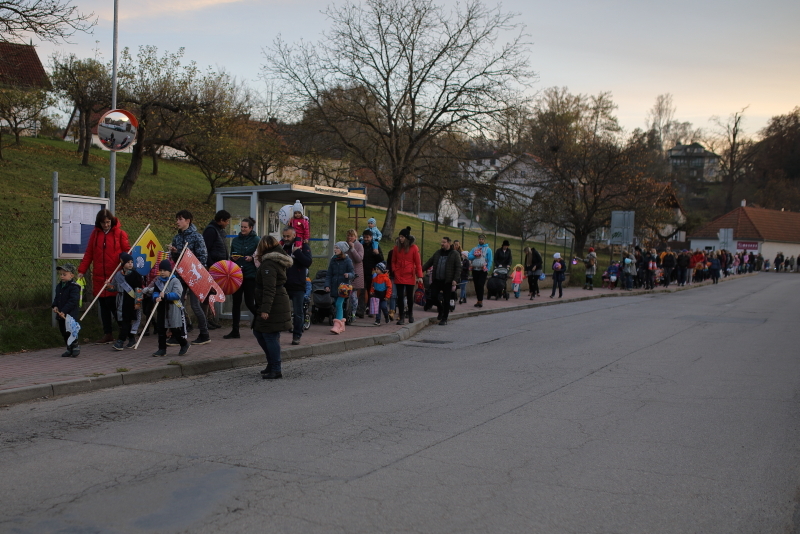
[0,42,50,89]
[689,206,800,244]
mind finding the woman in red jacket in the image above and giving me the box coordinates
[390,226,422,325]
[78,209,131,344]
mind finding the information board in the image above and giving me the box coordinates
[57,194,109,259]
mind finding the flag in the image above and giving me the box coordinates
[130,228,164,277]
[174,249,226,315]
[65,315,81,346]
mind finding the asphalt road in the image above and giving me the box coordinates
[2,274,800,533]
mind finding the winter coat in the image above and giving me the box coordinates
[254,250,293,334]
[111,268,143,322]
[525,250,543,274]
[171,224,208,266]
[676,253,690,268]
[143,276,184,329]
[468,243,493,272]
[584,252,598,275]
[370,272,393,299]
[77,219,131,298]
[391,236,423,285]
[362,244,385,283]
[662,253,676,269]
[494,247,512,268]
[325,255,355,293]
[289,216,310,242]
[460,257,471,282]
[282,241,313,292]
[52,280,81,319]
[203,220,229,267]
[230,232,260,280]
[422,248,462,285]
[551,259,566,282]
[347,239,365,289]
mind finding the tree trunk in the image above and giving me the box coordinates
[151,145,159,175]
[81,110,91,166]
[13,125,21,145]
[117,133,146,199]
[0,129,4,160]
[381,187,402,244]
[573,232,588,258]
[77,113,85,153]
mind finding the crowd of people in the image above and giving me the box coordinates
[55,208,795,380]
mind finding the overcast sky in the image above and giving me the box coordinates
[37,0,800,137]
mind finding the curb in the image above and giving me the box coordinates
[0,273,756,407]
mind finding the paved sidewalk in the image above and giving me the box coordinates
[0,276,749,405]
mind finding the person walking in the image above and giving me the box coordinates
[390,226,423,325]
[281,227,313,345]
[524,246,543,299]
[169,210,210,345]
[583,247,597,290]
[225,217,259,339]
[361,230,384,316]
[202,210,231,329]
[676,249,690,286]
[550,253,565,298]
[422,237,461,326]
[467,234,493,308]
[345,229,365,318]
[77,209,131,344]
[661,247,676,287]
[325,241,355,334]
[253,236,293,380]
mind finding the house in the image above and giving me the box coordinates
[668,142,720,182]
[0,42,50,89]
[688,202,800,259]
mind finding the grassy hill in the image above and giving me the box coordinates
[0,137,567,353]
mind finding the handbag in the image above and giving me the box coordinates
[338,283,353,298]
[413,281,426,306]
[369,297,380,315]
[512,283,520,293]
[539,273,546,281]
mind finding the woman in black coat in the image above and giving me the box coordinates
[253,236,293,380]
[524,246,543,299]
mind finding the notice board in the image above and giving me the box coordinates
[58,194,109,259]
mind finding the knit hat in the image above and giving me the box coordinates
[57,263,77,274]
[159,259,173,271]
[375,262,387,273]
[588,247,594,253]
[462,251,469,258]
[502,240,510,247]
[399,226,411,238]
[119,252,133,264]
[367,217,376,225]
[292,200,304,215]
[334,241,350,254]
[553,253,561,259]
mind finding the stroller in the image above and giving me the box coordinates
[310,269,354,326]
[303,277,312,330]
[487,266,510,300]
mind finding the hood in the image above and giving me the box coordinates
[261,250,294,269]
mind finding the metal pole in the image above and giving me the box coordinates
[109,0,119,213]
[99,177,105,198]
[461,225,464,249]
[421,222,425,261]
[493,216,498,251]
[52,172,59,328]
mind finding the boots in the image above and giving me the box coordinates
[330,318,346,334]
[69,342,80,357]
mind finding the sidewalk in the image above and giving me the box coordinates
[0,276,751,405]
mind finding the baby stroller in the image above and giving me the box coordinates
[487,266,510,300]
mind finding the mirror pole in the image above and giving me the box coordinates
[109,0,119,213]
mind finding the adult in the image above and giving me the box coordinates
[422,237,462,326]
[583,247,597,290]
[661,247,676,287]
[708,251,722,284]
[390,226,423,325]
[452,240,463,255]
[77,209,131,344]
[224,217,258,339]
[550,253,565,298]
[361,230,385,313]
[253,235,293,380]
[467,234,493,308]
[169,210,210,345]
[643,248,658,290]
[345,229,365,318]
[524,246,543,299]
[494,240,512,269]
[775,252,784,272]
[281,227,313,345]
[676,249,690,287]
[622,251,636,291]
[202,210,231,329]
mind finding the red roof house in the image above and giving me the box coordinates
[0,42,50,89]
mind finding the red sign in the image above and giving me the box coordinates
[736,241,759,250]
[175,249,226,315]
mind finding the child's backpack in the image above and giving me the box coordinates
[471,247,486,270]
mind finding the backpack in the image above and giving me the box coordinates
[648,260,657,271]
[584,256,596,267]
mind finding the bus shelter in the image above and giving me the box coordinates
[214,183,366,318]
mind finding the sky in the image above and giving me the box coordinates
[35,0,800,138]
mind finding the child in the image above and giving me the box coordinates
[143,259,189,357]
[458,251,470,304]
[363,218,382,251]
[325,241,355,334]
[370,262,393,325]
[289,200,310,246]
[108,252,143,351]
[511,264,524,298]
[52,264,82,357]
[607,261,620,289]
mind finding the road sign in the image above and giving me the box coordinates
[718,228,734,250]
[609,211,635,245]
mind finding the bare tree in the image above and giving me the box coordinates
[0,0,95,43]
[264,0,533,240]
[706,108,756,213]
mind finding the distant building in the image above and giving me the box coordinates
[0,42,50,89]
[668,142,720,182]
[688,202,800,259]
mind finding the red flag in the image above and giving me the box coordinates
[175,249,226,315]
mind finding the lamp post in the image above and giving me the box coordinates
[109,0,119,213]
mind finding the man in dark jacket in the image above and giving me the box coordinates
[422,237,462,325]
[661,247,676,287]
[281,227,313,345]
[495,240,513,269]
[170,210,210,345]
[202,210,231,328]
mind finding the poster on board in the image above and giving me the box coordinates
[57,194,109,259]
